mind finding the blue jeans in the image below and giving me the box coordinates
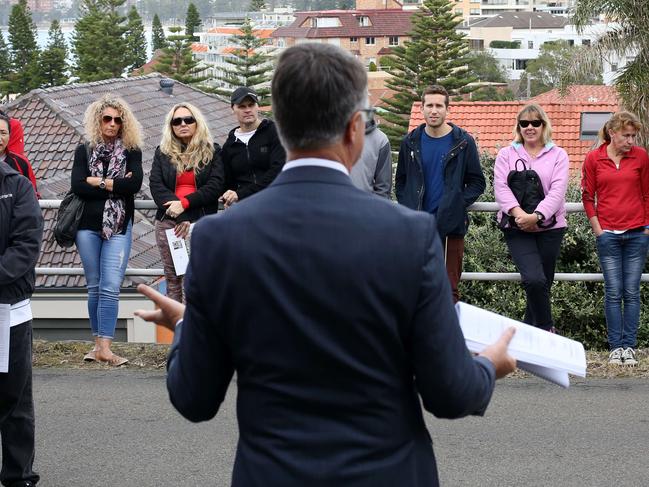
[596,230,649,350]
[75,222,132,339]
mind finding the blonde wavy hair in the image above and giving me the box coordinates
[513,103,553,145]
[598,111,642,146]
[83,94,142,149]
[160,103,214,173]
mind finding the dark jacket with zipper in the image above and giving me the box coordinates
[395,123,485,238]
[71,143,143,234]
[221,119,286,200]
[3,150,39,197]
[150,146,225,223]
[0,161,43,305]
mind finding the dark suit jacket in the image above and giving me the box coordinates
[167,162,496,486]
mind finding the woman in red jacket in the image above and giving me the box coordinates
[581,111,649,366]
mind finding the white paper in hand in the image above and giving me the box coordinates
[165,225,194,276]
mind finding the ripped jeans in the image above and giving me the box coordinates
[76,222,132,339]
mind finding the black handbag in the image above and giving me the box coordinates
[499,158,556,229]
[54,191,85,247]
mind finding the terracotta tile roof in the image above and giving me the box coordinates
[206,26,275,39]
[5,74,237,289]
[530,85,619,104]
[408,95,620,174]
[272,9,413,39]
[191,42,208,53]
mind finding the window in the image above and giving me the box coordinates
[582,39,591,46]
[469,39,484,50]
[514,59,527,70]
[470,8,481,14]
[357,15,371,27]
[611,63,618,71]
[455,8,463,15]
[528,40,533,49]
[580,112,613,140]
[567,39,575,46]
[350,37,358,43]
[389,36,399,46]
[313,17,341,27]
[365,37,376,45]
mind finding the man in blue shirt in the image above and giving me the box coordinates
[396,85,485,303]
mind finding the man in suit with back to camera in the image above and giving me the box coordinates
[135,43,516,487]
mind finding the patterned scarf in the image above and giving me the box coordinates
[88,139,128,239]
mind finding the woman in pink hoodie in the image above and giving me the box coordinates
[494,103,569,332]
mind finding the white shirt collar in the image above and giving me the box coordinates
[282,158,349,176]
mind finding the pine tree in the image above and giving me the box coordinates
[39,20,68,88]
[151,13,167,51]
[380,0,475,147]
[208,18,274,105]
[73,0,129,82]
[249,0,266,11]
[8,0,40,94]
[156,26,209,85]
[185,3,201,42]
[0,31,12,101]
[124,6,148,72]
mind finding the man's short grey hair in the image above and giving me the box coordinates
[271,43,368,152]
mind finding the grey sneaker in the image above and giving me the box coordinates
[622,347,638,366]
[608,347,624,365]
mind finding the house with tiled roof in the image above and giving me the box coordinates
[4,74,237,341]
[408,85,620,175]
[271,1,414,70]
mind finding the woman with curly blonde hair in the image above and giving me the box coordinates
[71,94,143,366]
[150,102,224,302]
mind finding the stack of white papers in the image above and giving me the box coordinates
[456,302,587,388]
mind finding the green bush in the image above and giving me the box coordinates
[461,154,649,350]
[489,40,521,49]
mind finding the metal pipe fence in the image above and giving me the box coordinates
[38,200,647,282]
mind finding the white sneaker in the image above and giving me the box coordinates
[608,347,624,365]
[622,347,638,366]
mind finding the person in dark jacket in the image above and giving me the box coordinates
[395,85,486,303]
[219,87,286,208]
[0,116,44,487]
[150,102,224,303]
[71,95,143,366]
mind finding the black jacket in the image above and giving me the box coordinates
[395,123,486,238]
[0,161,44,305]
[70,143,143,234]
[221,119,286,200]
[150,146,225,223]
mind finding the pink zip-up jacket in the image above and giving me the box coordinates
[494,142,569,231]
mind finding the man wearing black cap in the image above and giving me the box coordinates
[219,87,286,208]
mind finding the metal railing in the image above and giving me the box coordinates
[38,200,648,282]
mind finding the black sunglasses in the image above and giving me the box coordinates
[518,119,543,128]
[171,116,197,126]
[102,115,123,125]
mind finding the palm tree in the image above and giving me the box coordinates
[568,0,649,143]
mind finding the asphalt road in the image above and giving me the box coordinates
[31,370,649,486]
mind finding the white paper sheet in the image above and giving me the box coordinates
[0,304,10,373]
[456,302,587,388]
[165,224,195,276]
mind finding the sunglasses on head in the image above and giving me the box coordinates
[171,116,196,126]
[518,119,543,128]
[102,115,123,125]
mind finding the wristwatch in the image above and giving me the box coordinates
[99,178,106,190]
[534,211,544,222]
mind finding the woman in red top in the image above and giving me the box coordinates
[581,111,649,366]
[150,103,224,302]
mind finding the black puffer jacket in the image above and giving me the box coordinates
[0,161,43,305]
[149,146,224,223]
[221,119,286,200]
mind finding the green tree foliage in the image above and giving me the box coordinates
[156,26,209,85]
[0,31,12,100]
[249,0,266,10]
[489,40,520,49]
[569,0,649,144]
[39,20,68,88]
[185,2,201,42]
[207,18,274,105]
[125,6,148,72]
[468,50,508,83]
[461,156,649,350]
[380,0,475,147]
[151,13,167,51]
[525,40,602,97]
[8,0,41,94]
[73,0,129,82]
[470,86,515,101]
